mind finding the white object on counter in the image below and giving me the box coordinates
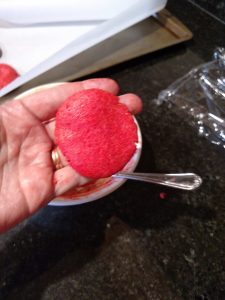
[0,0,167,97]
[0,0,139,24]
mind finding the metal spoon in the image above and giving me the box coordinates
[113,172,202,190]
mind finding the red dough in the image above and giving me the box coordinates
[55,88,138,178]
[0,63,19,89]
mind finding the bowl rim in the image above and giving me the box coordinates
[15,82,142,206]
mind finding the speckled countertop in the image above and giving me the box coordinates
[1,0,225,299]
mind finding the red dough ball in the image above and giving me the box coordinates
[55,88,138,178]
[0,63,19,89]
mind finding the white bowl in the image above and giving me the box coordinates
[15,82,142,206]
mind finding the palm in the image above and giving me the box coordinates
[0,79,142,232]
[0,100,53,231]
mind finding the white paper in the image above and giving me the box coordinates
[0,24,98,74]
[0,0,139,24]
[0,0,167,97]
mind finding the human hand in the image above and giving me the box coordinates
[0,78,142,232]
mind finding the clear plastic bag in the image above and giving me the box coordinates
[156,47,225,147]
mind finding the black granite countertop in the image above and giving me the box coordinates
[1,0,225,299]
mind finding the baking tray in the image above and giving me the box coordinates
[2,9,192,100]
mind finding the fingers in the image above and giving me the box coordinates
[51,146,89,195]
[19,78,120,122]
[54,165,90,196]
[119,93,143,114]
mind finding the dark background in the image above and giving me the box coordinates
[0,0,225,299]
[189,0,225,23]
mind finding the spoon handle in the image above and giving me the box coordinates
[113,172,202,190]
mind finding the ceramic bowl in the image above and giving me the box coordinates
[15,82,142,206]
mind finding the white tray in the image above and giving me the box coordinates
[0,0,167,97]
